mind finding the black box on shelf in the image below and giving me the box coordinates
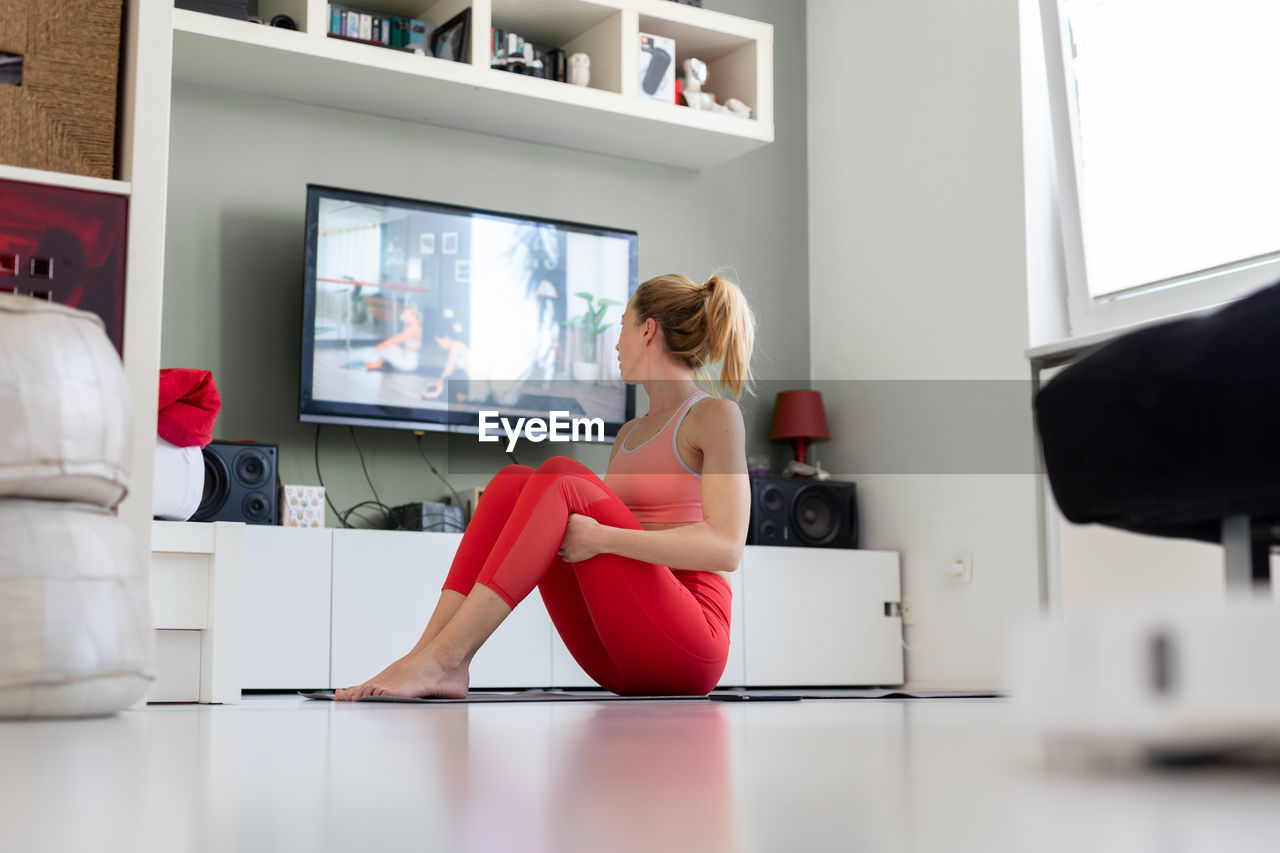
[392,501,465,533]
[175,0,249,19]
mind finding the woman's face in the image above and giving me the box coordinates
[615,304,645,383]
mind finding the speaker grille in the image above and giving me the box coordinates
[191,441,278,524]
[241,491,273,524]
[748,477,857,549]
[792,487,839,546]
[233,448,271,487]
[195,449,230,521]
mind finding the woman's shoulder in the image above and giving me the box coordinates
[685,395,744,437]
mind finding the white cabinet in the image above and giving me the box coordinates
[171,0,773,169]
[229,525,905,691]
[149,521,245,703]
[241,526,333,689]
[329,529,555,689]
[741,546,904,687]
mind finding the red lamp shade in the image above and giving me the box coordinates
[770,390,830,465]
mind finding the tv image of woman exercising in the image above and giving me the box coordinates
[303,188,635,433]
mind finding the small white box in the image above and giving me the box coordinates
[282,485,326,528]
[638,33,676,102]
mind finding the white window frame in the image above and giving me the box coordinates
[1039,0,1280,339]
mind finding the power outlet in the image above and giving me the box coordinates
[947,552,973,584]
[899,597,916,626]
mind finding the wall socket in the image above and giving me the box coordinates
[947,552,973,584]
[899,596,916,626]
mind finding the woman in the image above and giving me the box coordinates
[336,273,755,699]
[364,303,424,372]
[420,323,471,404]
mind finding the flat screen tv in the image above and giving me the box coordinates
[300,185,638,439]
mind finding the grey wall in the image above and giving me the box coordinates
[807,0,1041,688]
[161,0,808,523]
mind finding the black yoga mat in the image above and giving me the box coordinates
[300,688,1000,704]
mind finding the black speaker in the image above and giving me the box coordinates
[748,477,858,548]
[191,440,278,525]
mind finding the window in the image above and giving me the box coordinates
[1040,0,1280,336]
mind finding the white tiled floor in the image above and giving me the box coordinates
[2,695,1278,853]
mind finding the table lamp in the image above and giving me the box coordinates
[770,389,830,466]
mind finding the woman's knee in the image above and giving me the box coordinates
[479,465,535,503]
[535,456,595,477]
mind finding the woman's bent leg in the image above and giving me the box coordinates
[477,457,730,696]
[340,457,728,699]
[442,464,535,596]
[335,464,533,699]
[538,503,731,696]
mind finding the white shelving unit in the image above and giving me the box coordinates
[172,0,773,170]
[0,164,131,197]
[0,3,174,561]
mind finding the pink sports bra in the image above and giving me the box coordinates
[604,391,709,524]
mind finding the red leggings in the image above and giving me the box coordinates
[441,457,731,696]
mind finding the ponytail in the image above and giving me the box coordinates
[699,275,755,399]
[630,272,757,399]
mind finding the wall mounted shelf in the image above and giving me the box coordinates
[171,0,773,170]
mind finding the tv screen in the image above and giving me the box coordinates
[300,185,638,439]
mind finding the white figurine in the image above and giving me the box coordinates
[682,57,719,109]
[682,57,707,93]
[678,56,748,116]
[569,52,590,87]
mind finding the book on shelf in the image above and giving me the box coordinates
[327,4,433,53]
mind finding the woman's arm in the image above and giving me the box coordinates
[438,342,460,379]
[562,398,750,573]
[375,327,415,350]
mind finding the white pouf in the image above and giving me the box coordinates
[0,500,153,717]
[0,294,132,509]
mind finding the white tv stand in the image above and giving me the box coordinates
[149,522,904,699]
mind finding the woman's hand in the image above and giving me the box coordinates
[559,513,607,562]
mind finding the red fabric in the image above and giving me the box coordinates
[443,457,731,696]
[156,369,222,448]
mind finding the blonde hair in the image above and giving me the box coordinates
[630,273,756,399]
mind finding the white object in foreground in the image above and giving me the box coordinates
[1008,598,1280,763]
[0,500,153,717]
[0,294,133,509]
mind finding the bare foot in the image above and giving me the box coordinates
[365,358,382,370]
[334,648,469,701]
